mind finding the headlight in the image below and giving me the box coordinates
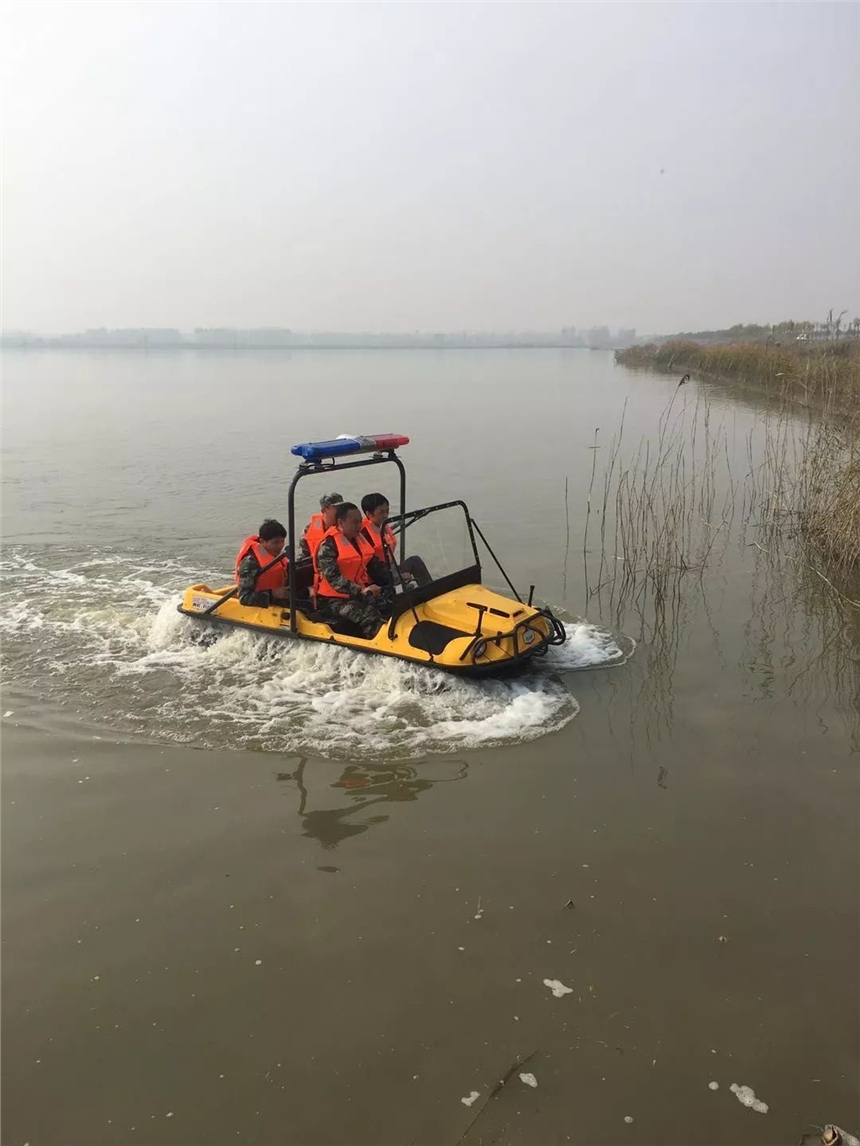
[473,640,487,658]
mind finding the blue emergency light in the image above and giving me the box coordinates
[291,433,410,461]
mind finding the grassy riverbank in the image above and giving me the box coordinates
[615,338,860,413]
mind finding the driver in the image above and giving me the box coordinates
[314,502,392,639]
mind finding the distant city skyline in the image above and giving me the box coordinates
[5,311,857,349]
[0,323,640,350]
[5,311,859,351]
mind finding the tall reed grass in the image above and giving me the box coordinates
[610,341,860,588]
[616,339,860,414]
[584,390,736,625]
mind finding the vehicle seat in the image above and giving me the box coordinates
[290,557,315,600]
[290,596,368,639]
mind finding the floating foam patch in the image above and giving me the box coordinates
[543,978,573,998]
[729,1083,768,1114]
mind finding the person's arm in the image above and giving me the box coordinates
[237,552,274,607]
[317,536,366,600]
[366,555,393,588]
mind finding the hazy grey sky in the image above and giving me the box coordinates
[2,1,858,334]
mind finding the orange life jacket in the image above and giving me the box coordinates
[314,526,373,599]
[361,517,397,563]
[234,536,288,592]
[303,512,327,558]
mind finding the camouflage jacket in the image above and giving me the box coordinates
[237,551,288,608]
[316,535,391,600]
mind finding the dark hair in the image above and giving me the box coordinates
[335,501,360,523]
[361,492,389,516]
[258,518,287,541]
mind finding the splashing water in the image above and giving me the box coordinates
[540,619,632,671]
[1,547,632,759]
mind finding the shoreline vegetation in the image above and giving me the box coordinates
[615,337,860,414]
[611,337,860,602]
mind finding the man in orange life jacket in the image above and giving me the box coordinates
[235,519,290,607]
[299,492,343,561]
[315,502,392,639]
[360,493,432,587]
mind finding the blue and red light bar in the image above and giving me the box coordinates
[291,433,410,461]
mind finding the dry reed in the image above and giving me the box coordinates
[611,340,860,587]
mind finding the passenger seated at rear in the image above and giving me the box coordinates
[235,519,290,607]
[299,492,343,560]
[360,493,432,587]
[315,502,392,640]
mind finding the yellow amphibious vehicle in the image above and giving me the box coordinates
[179,433,566,676]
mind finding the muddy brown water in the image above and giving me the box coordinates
[2,348,858,1145]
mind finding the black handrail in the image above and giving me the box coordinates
[384,499,481,570]
[469,517,522,602]
[384,501,522,606]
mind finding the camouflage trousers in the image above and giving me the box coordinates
[322,597,387,640]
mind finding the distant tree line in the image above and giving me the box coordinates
[663,310,860,345]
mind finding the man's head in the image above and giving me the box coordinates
[258,518,287,557]
[320,491,344,527]
[361,492,389,527]
[335,501,362,540]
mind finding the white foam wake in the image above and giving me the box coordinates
[124,603,580,757]
[542,621,634,671]
[1,547,632,759]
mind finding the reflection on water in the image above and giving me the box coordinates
[742,536,860,750]
[602,557,860,764]
[277,757,468,849]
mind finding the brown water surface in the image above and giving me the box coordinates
[2,348,858,1144]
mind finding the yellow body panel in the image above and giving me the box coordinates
[179,582,554,673]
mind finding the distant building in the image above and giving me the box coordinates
[617,328,636,346]
[586,325,612,349]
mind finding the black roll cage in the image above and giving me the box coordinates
[287,449,406,634]
[286,448,535,634]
